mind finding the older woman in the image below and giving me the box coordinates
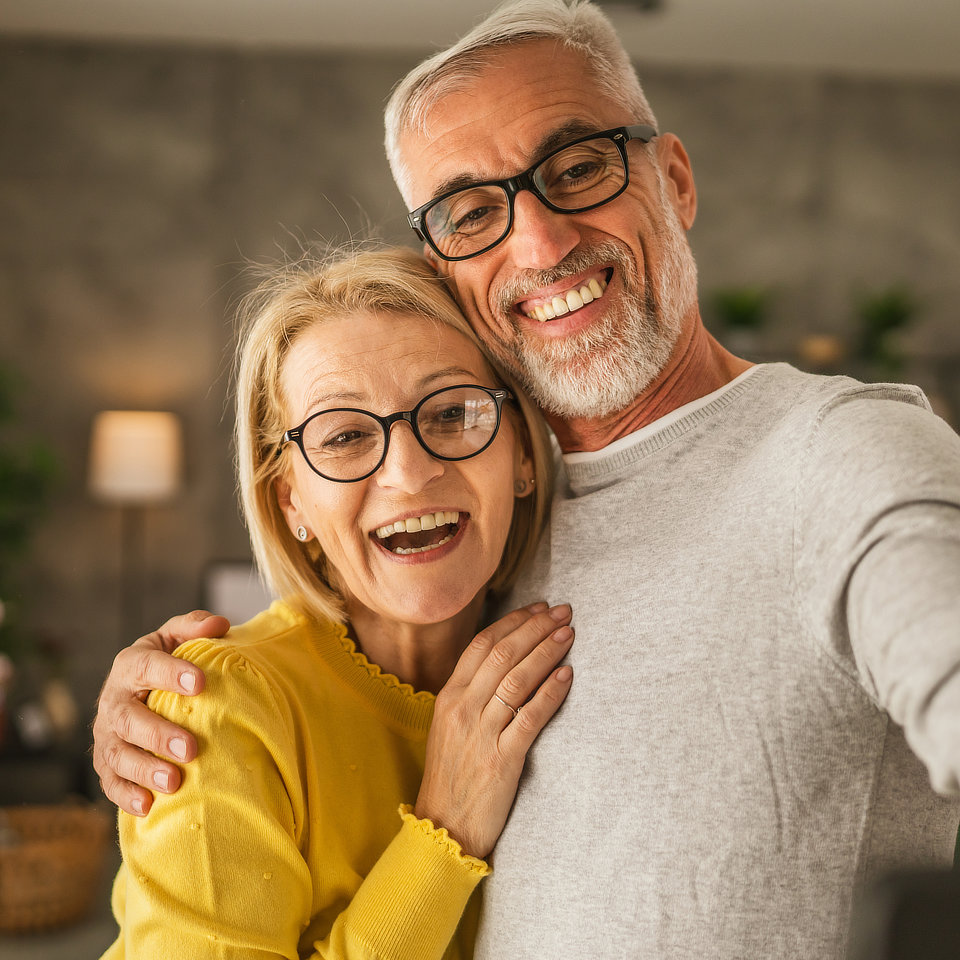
[100,247,571,960]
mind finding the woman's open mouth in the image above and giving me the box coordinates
[372,510,462,555]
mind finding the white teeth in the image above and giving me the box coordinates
[375,510,459,540]
[393,534,454,555]
[529,276,606,321]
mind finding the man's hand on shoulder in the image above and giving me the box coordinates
[92,610,229,816]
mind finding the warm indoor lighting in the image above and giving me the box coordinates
[88,410,182,503]
[87,410,184,642]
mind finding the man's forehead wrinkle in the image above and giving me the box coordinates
[416,101,507,196]
[406,39,617,206]
[424,114,604,201]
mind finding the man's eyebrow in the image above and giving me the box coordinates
[429,119,604,200]
[530,120,603,161]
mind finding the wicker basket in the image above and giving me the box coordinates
[0,803,113,933]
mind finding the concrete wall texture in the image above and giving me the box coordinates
[1,38,958,713]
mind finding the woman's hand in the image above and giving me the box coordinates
[415,601,574,860]
[92,610,229,816]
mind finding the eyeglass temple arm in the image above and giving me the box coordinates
[619,124,658,145]
[614,123,658,143]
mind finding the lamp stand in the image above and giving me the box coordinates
[119,504,146,643]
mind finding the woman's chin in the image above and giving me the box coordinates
[348,583,487,631]
[397,589,484,627]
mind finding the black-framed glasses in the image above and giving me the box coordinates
[408,124,657,262]
[282,384,514,483]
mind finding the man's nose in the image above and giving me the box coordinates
[504,190,580,270]
[374,421,444,493]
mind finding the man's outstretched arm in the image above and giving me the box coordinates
[92,610,229,815]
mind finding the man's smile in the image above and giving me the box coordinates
[518,271,609,322]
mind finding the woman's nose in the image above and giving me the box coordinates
[374,421,444,493]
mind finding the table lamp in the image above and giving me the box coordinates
[88,411,183,642]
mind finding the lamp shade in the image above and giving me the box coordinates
[88,410,183,503]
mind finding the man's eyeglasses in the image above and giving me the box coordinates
[407,124,657,262]
[282,384,513,483]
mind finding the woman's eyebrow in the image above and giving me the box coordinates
[418,366,479,388]
[304,388,365,409]
[303,366,481,413]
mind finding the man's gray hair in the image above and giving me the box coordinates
[384,0,658,205]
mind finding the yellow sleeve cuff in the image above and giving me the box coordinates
[318,805,490,960]
[396,803,491,879]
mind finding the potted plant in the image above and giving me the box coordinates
[710,285,772,358]
[854,285,917,381]
[0,364,58,750]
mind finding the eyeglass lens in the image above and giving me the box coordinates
[299,386,502,481]
[424,135,628,260]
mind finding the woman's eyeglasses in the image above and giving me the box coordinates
[281,384,513,483]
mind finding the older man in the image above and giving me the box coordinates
[95,2,960,957]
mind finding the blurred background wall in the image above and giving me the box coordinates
[0,43,413,730]
[0,0,959,751]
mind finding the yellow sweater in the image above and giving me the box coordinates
[103,601,489,960]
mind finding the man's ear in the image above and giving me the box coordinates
[657,133,697,230]
[423,244,438,267]
[424,246,463,304]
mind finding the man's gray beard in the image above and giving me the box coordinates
[492,190,698,420]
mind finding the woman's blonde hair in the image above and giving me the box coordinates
[234,245,554,625]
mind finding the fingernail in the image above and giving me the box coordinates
[131,796,145,816]
[552,625,573,643]
[169,737,187,761]
[179,671,197,693]
[528,601,549,612]
[548,603,571,621]
[556,665,573,682]
[153,769,171,791]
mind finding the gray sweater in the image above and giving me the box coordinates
[476,363,960,959]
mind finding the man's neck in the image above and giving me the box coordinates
[548,316,753,453]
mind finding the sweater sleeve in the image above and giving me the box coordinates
[308,806,489,960]
[109,642,314,959]
[107,639,489,960]
[795,388,960,795]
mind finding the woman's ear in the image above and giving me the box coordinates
[274,474,306,537]
[513,435,536,500]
